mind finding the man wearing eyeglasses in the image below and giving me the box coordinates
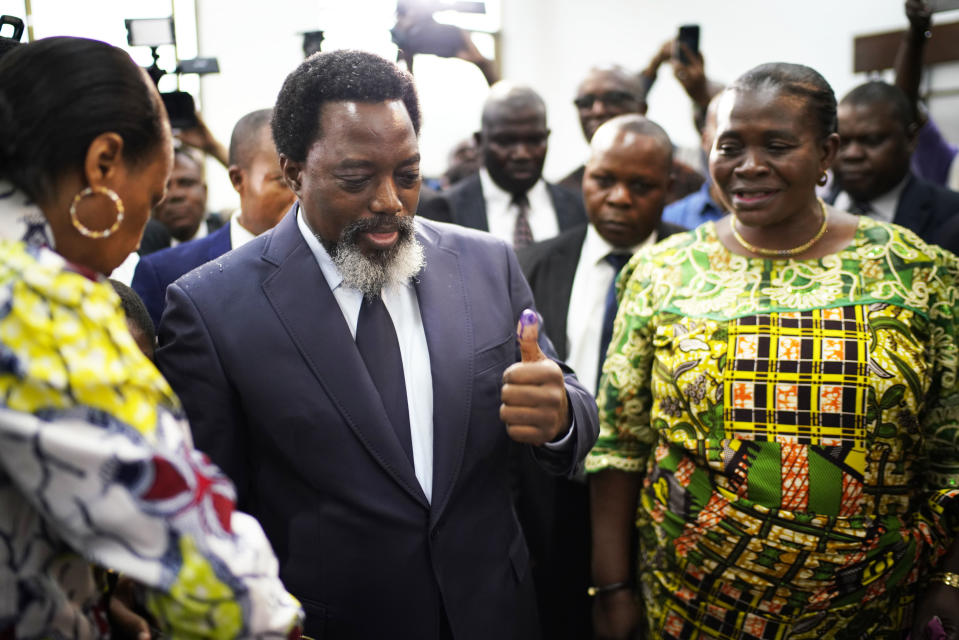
[560,63,707,206]
[419,82,585,249]
[558,65,648,192]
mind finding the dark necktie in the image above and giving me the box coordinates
[355,295,414,464]
[848,200,873,216]
[512,192,533,249]
[597,253,632,390]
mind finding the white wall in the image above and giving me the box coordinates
[498,0,959,181]
[5,0,959,209]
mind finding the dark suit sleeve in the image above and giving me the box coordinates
[156,282,253,506]
[417,192,454,223]
[504,243,599,476]
[131,257,165,330]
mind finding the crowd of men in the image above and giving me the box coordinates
[104,1,959,637]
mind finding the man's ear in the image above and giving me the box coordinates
[279,155,303,197]
[472,130,482,148]
[83,132,125,187]
[905,121,921,155]
[228,165,244,194]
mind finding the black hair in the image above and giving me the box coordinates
[841,80,915,131]
[272,49,421,163]
[108,279,156,349]
[229,108,273,168]
[0,37,167,204]
[731,62,837,141]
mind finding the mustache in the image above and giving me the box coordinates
[340,215,414,244]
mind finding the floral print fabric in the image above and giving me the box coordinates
[0,240,302,639]
[587,217,959,638]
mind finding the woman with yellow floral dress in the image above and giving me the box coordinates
[588,62,959,640]
[0,37,301,638]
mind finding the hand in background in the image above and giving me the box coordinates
[174,111,228,168]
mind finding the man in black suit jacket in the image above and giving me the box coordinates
[833,80,959,251]
[419,83,585,247]
[156,50,598,639]
[515,114,684,640]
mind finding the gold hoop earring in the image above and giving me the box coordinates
[817,172,829,187]
[69,186,125,239]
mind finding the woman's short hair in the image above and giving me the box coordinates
[271,49,421,163]
[0,37,167,203]
[730,62,837,141]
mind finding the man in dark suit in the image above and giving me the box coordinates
[138,148,225,255]
[516,114,683,640]
[833,80,959,251]
[155,50,598,640]
[132,108,294,327]
[419,83,585,249]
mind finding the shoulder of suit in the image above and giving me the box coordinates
[415,215,503,246]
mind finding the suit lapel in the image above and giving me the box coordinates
[261,210,429,508]
[454,175,490,231]
[541,230,585,361]
[894,174,933,236]
[412,223,472,523]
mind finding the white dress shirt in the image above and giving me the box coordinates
[834,175,909,224]
[229,211,258,249]
[566,225,657,394]
[479,168,559,246]
[296,210,436,502]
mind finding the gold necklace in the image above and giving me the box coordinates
[730,199,829,257]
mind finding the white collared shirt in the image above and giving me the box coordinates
[296,210,435,502]
[566,225,657,394]
[834,174,909,224]
[229,211,258,249]
[479,168,559,246]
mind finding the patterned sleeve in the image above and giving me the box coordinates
[585,250,660,474]
[0,246,302,638]
[921,245,959,503]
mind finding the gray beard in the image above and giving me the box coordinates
[326,216,425,299]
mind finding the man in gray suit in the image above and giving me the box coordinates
[419,82,585,249]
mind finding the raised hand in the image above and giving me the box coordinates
[500,309,570,445]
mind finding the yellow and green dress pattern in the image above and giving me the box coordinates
[587,217,959,639]
[0,239,301,639]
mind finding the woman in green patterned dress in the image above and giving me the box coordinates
[588,62,959,639]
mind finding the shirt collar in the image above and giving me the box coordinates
[0,179,56,249]
[478,166,547,207]
[230,210,258,249]
[582,221,657,267]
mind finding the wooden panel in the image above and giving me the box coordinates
[854,20,959,72]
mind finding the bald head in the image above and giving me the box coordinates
[481,82,546,128]
[589,114,672,166]
[229,108,273,169]
[574,64,647,142]
[583,114,673,248]
[229,108,295,236]
[476,82,550,195]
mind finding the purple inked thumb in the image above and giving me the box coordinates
[517,309,546,363]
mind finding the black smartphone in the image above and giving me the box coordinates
[161,91,198,130]
[676,24,700,65]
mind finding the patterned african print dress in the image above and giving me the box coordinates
[0,184,302,638]
[586,217,959,639]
